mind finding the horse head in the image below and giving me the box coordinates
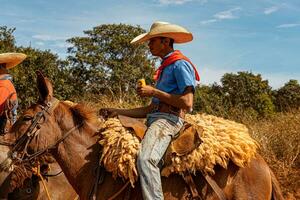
[8,71,62,161]
[8,71,100,167]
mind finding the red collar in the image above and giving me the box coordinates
[153,50,200,81]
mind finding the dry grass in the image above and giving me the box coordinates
[244,110,300,199]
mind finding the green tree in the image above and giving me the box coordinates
[221,71,275,117]
[274,79,300,112]
[10,47,76,110]
[0,26,16,52]
[66,23,155,101]
[194,83,231,116]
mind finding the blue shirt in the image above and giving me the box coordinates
[152,52,196,105]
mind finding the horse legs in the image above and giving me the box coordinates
[269,169,284,200]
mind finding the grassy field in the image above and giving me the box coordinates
[245,111,300,199]
[93,96,300,199]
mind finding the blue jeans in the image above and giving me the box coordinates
[137,112,184,200]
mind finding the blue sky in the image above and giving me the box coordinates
[1,0,300,89]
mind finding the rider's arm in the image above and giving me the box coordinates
[152,86,194,111]
[105,103,156,118]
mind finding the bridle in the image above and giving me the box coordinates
[9,97,83,165]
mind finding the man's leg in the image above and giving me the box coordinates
[137,114,183,200]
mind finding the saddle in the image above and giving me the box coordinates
[117,115,203,161]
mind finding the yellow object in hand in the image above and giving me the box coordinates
[137,78,146,87]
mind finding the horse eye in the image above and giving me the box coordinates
[23,115,33,121]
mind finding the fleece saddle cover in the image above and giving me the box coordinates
[99,114,258,187]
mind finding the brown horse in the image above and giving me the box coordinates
[7,72,284,200]
[0,118,77,199]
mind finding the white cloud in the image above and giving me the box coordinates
[214,7,241,20]
[276,23,300,28]
[158,0,207,5]
[51,42,73,48]
[32,34,68,41]
[200,19,217,25]
[264,6,279,15]
[200,7,241,25]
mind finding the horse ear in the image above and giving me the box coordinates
[36,71,53,103]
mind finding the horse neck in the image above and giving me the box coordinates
[52,119,100,197]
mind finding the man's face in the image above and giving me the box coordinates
[148,37,164,56]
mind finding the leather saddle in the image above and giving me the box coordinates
[118,115,203,160]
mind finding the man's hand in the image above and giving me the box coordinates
[137,85,156,97]
[99,108,118,119]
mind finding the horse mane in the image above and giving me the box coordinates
[61,101,101,133]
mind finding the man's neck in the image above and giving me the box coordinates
[159,48,174,59]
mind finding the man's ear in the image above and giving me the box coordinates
[161,37,171,46]
[161,38,170,45]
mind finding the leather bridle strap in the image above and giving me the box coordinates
[10,98,59,164]
[12,98,59,154]
[11,97,83,164]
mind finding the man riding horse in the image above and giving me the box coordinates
[0,53,26,135]
[101,21,199,200]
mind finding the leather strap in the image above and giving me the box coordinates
[204,174,227,200]
[156,102,186,118]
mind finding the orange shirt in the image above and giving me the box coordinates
[0,76,17,114]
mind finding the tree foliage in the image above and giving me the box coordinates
[0,26,16,52]
[66,24,155,101]
[221,71,275,116]
[194,71,276,118]
[274,80,300,112]
[11,47,76,110]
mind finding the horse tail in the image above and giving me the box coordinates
[270,169,284,200]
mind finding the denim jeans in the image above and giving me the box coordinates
[137,112,184,200]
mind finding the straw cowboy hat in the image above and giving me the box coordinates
[0,53,27,69]
[131,21,193,44]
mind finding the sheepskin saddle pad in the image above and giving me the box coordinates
[98,113,259,187]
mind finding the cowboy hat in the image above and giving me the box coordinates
[0,53,27,69]
[130,21,193,44]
